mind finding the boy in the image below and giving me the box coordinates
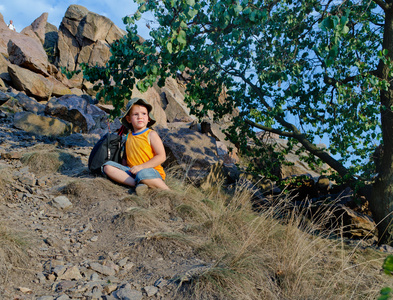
[102,97,169,194]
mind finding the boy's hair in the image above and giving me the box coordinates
[120,98,156,130]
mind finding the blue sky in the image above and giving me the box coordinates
[0,0,151,38]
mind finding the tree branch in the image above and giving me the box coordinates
[210,42,351,178]
[324,69,379,86]
[373,0,389,11]
[245,119,350,178]
[245,119,294,137]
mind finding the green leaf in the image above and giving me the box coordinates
[177,30,187,46]
[234,4,242,14]
[187,8,198,18]
[151,65,158,75]
[167,42,173,53]
[329,45,339,58]
[383,255,393,274]
[380,287,392,295]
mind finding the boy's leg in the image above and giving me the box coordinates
[135,168,170,190]
[139,178,170,190]
[103,165,136,187]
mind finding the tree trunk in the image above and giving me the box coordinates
[371,5,393,244]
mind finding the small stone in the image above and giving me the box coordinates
[118,257,128,267]
[90,272,100,281]
[18,287,33,294]
[58,266,83,280]
[51,196,73,210]
[89,262,116,276]
[90,235,99,242]
[115,284,142,300]
[36,272,47,283]
[47,274,56,281]
[143,286,158,297]
[154,277,168,288]
[104,284,118,294]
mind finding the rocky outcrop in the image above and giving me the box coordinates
[7,31,49,76]
[20,12,49,45]
[57,5,125,71]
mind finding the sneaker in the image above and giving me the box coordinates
[135,184,148,196]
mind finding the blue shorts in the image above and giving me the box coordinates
[101,161,163,185]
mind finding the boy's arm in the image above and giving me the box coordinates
[129,131,166,174]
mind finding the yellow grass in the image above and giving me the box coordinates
[0,225,30,284]
[151,170,393,299]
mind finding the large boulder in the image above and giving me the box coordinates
[158,77,195,123]
[8,64,53,100]
[13,111,71,137]
[14,92,46,114]
[45,95,106,133]
[57,23,80,70]
[47,77,72,97]
[157,125,219,169]
[78,40,110,67]
[81,12,115,42]
[7,35,49,76]
[57,5,125,71]
[20,13,49,45]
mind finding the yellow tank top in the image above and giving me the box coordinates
[125,128,166,180]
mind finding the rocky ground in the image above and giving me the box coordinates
[0,118,211,300]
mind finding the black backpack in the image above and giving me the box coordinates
[88,128,126,175]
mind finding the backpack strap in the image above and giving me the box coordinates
[118,125,127,136]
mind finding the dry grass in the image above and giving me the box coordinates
[60,177,124,203]
[0,169,12,197]
[21,146,83,176]
[132,169,393,300]
[0,224,31,284]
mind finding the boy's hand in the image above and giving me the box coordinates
[130,165,143,174]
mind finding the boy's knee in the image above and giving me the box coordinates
[103,164,112,173]
[140,178,169,190]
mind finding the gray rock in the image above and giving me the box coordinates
[114,284,143,300]
[0,90,10,105]
[15,92,46,114]
[143,286,158,297]
[89,262,116,276]
[45,95,105,133]
[58,266,83,280]
[51,196,73,210]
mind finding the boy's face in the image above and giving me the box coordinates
[126,104,150,132]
